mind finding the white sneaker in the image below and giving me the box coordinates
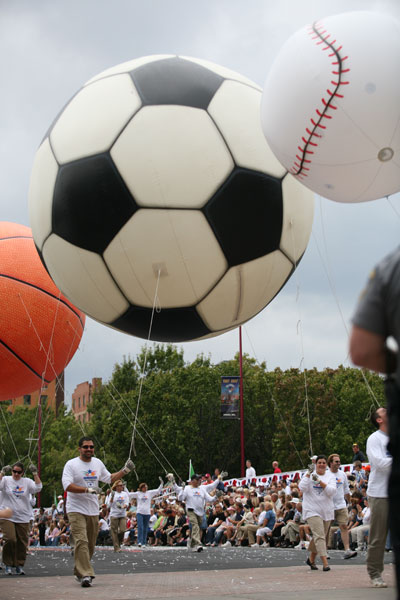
[370,576,387,588]
[294,542,305,549]
[251,543,259,547]
[222,541,231,547]
[261,542,269,547]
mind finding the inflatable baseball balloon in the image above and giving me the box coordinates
[0,222,85,401]
[29,55,314,343]
[261,11,400,203]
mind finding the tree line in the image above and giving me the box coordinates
[0,344,384,506]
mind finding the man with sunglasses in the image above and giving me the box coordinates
[0,460,42,575]
[62,436,134,588]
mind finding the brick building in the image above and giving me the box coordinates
[71,377,102,423]
[2,372,65,415]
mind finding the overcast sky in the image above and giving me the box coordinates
[1,0,400,405]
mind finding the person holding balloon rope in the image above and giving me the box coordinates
[0,461,42,575]
[62,436,135,588]
[299,455,336,571]
[172,472,221,552]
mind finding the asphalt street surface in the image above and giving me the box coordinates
[8,544,394,578]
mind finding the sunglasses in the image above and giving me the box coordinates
[13,469,23,474]
[81,445,95,449]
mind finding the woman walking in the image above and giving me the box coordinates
[129,480,163,547]
[0,462,42,575]
[299,455,336,571]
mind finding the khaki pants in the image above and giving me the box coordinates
[110,517,126,551]
[187,510,202,548]
[0,520,29,567]
[243,523,259,545]
[307,516,330,557]
[68,512,99,578]
[367,496,389,580]
[283,521,300,543]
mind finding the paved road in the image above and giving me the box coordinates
[0,545,396,600]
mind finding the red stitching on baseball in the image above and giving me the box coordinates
[290,22,350,178]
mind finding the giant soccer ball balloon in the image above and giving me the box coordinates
[261,11,400,203]
[29,55,314,343]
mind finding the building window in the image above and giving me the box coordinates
[83,394,85,406]
[23,395,31,406]
[72,399,75,410]
[78,397,81,408]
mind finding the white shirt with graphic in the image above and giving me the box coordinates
[62,456,111,516]
[107,490,130,518]
[331,469,350,510]
[0,476,42,523]
[298,470,336,522]
[129,484,163,516]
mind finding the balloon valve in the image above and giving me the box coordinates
[152,263,168,277]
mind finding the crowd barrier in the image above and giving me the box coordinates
[222,463,369,488]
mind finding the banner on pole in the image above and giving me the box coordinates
[221,376,240,419]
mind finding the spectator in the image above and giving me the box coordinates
[272,461,282,473]
[245,460,256,487]
[352,443,366,463]
[254,501,276,546]
[38,507,48,547]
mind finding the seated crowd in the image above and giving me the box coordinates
[22,460,372,552]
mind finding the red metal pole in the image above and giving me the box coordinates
[239,326,244,477]
[37,394,42,508]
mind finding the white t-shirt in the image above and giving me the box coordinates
[246,466,256,484]
[129,484,163,515]
[362,506,371,525]
[175,484,215,516]
[99,517,109,531]
[0,476,42,523]
[108,490,130,518]
[366,429,392,498]
[330,469,350,510]
[298,470,336,521]
[62,456,111,516]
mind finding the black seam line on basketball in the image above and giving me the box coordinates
[294,22,345,177]
[0,274,85,329]
[0,339,51,384]
[0,236,32,242]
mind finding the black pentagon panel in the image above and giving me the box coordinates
[204,169,283,267]
[53,153,138,254]
[129,57,224,109]
[111,305,210,343]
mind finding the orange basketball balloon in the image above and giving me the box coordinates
[0,221,85,401]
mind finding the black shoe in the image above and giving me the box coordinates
[306,557,318,570]
[323,566,331,571]
[81,576,92,587]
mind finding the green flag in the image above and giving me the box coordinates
[189,459,195,480]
